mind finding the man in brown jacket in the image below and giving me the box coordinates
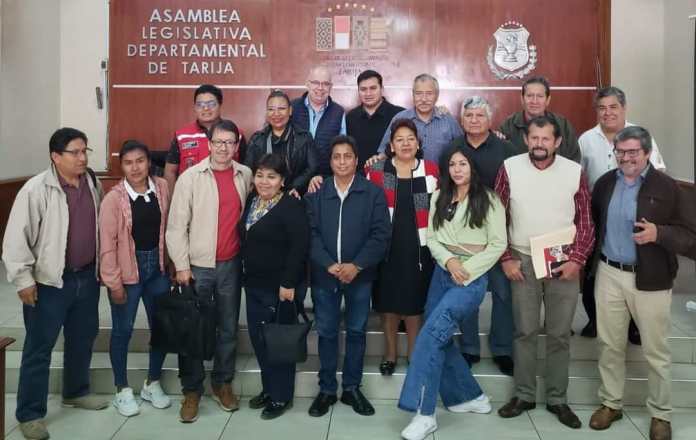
[588,126,696,440]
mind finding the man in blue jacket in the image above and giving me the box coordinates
[305,135,390,418]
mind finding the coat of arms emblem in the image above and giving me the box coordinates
[487,21,537,80]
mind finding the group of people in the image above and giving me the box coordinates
[3,65,693,440]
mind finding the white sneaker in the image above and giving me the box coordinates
[141,380,172,409]
[113,388,140,417]
[447,393,492,414]
[401,414,437,440]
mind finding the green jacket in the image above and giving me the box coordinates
[499,110,581,163]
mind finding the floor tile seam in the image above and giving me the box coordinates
[217,412,234,440]
[525,410,543,440]
[622,409,649,440]
[324,405,334,440]
[108,414,129,440]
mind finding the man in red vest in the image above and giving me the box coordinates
[164,84,245,195]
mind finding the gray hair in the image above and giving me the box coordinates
[461,96,492,119]
[413,73,439,94]
[614,125,652,154]
[595,86,626,107]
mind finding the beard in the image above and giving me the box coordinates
[529,147,551,162]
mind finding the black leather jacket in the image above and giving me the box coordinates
[246,125,318,195]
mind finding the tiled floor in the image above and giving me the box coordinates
[6,395,695,440]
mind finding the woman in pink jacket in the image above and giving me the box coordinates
[99,140,171,417]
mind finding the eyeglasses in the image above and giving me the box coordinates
[195,100,219,110]
[613,148,642,158]
[210,139,238,149]
[413,91,436,99]
[308,80,332,89]
[62,147,93,158]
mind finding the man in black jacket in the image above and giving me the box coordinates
[588,126,696,440]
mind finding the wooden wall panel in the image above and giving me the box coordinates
[108,0,610,176]
[0,178,29,247]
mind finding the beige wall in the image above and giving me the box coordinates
[0,0,108,180]
[612,0,695,181]
[0,0,61,179]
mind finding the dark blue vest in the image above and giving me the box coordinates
[291,93,344,175]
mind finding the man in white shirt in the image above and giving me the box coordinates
[578,86,666,341]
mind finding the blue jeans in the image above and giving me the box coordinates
[458,263,513,356]
[246,284,306,402]
[109,249,169,388]
[398,266,487,415]
[312,281,372,395]
[16,266,100,423]
[179,257,242,395]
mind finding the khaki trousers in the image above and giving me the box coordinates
[595,261,672,421]
[511,251,579,405]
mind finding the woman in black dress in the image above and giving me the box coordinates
[366,119,439,375]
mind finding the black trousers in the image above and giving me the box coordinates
[245,285,305,403]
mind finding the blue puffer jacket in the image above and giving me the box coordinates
[305,174,391,290]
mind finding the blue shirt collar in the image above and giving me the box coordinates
[304,95,328,114]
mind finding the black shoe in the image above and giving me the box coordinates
[462,353,481,367]
[340,389,375,416]
[547,404,582,429]
[581,321,597,338]
[498,397,536,418]
[261,401,293,420]
[493,355,514,376]
[379,360,396,376]
[308,392,337,417]
[249,391,271,409]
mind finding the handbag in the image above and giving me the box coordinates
[260,300,312,365]
[151,282,217,360]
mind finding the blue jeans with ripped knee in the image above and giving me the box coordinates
[398,265,487,415]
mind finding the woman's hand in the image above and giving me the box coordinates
[445,258,470,285]
[110,285,127,305]
[364,153,386,169]
[279,286,295,301]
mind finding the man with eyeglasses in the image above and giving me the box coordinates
[578,86,666,340]
[166,119,252,423]
[3,127,108,440]
[164,84,247,195]
[291,65,346,177]
[588,126,695,440]
[372,73,463,165]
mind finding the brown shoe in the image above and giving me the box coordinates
[589,405,623,430]
[498,397,536,418]
[179,392,200,423]
[212,383,239,412]
[650,418,671,440]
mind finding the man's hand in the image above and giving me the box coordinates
[337,263,360,284]
[279,286,295,301]
[552,261,582,281]
[288,188,301,199]
[633,218,658,245]
[502,259,525,281]
[307,176,324,194]
[327,263,342,278]
[110,286,127,305]
[176,269,193,286]
[445,258,470,285]
[18,285,38,306]
[364,153,387,169]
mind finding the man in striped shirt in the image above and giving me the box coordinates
[372,73,463,164]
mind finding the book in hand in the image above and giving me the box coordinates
[529,226,576,279]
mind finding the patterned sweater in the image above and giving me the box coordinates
[366,158,439,246]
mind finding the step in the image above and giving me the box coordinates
[4,353,696,407]
[2,323,695,365]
